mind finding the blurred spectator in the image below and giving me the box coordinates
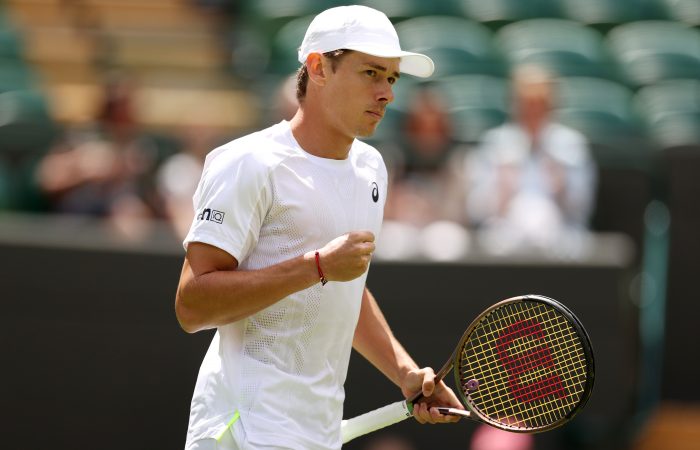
[383,84,467,227]
[156,126,222,240]
[34,75,163,239]
[464,64,597,254]
[266,73,299,125]
[378,83,470,261]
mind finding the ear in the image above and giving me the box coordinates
[306,53,328,87]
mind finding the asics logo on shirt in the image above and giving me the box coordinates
[371,182,379,203]
[197,208,225,224]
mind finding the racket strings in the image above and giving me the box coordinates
[466,305,586,424]
[465,305,587,427]
[464,342,586,427]
[465,309,587,391]
[459,301,590,430]
[464,343,586,409]
[463,308,586,396]
[463,341,582,426]
[466,305,587,392]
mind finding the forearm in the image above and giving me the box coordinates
[176,251,319,332]
[353,288,418,391]
[353,288,465,422]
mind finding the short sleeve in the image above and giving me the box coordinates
[184,149,272,263]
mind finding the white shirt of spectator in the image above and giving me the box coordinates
[465,121,596,250]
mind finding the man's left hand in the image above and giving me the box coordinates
[401,367,464,424]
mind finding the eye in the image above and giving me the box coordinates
[387,77,397,85]
[365,69,377,77]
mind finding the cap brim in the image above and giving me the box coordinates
[342,45,435,78]
[398,52,435,78]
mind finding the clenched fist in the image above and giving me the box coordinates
[316,231,375,282]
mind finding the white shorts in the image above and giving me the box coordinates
[186,429,239,450]
[186,430,294,450]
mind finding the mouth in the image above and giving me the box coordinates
[365,110,384,120]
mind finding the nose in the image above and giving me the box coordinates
[376,80,394,104]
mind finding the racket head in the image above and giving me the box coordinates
[454,295,594,433]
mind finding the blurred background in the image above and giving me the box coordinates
[0,0,698,449]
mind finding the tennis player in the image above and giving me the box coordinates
[176,5,463,450]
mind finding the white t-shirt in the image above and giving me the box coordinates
[183,121,388,450]
[466,122,596,228]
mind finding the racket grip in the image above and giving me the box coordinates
[341,400,413,444]
[437,407,471,418]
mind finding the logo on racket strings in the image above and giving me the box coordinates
[496,319,567,403]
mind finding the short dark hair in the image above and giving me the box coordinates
[296,49,352,102]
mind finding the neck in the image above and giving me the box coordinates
[521,117,547,143]
[289,105,353,160]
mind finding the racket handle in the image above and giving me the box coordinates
[341,400,413,444]
[436,407,471,418]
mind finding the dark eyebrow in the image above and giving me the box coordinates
[365,62,400,79]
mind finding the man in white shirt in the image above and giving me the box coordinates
[465,64,597,252]
[176,5,463,450]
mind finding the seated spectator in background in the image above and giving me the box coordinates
[383,84,467,227]
[156,125,221,240]
[35,75,163,239]
[464,64,597,254]
[378,84,470,261]
[267,73,299,124]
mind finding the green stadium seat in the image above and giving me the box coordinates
[0,89,56,158]
[495,19,617,80]
[606,21,700,87]
[554,77,650,169]
[0,89,56,211]
[235,0,347,79]
[0,159,12,210]
[0,28,23,60]
[459,0,561,30]
[395,16,506,78]
[242,0,345,48]
[556,77,640,134]
[657,0,700,27]
[269,14,314,75]
[634,79,700,148]
[0,62,37,92]
[0,17,35,90]
[359,0,462,21]
[242,0,323,25]
[370,74,507,145]
[0,8,8,29]
[418,0,464,16]
[434,74,509,143]
[554,0,668,32]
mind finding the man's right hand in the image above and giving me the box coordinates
[316,231,375,282]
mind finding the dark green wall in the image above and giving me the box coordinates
[1,241,635,450]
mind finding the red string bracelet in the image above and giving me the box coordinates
[314,251,328,286]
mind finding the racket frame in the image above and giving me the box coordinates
[451,294,595,433]
[341,294,595,443]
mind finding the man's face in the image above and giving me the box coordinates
[320,51,400,138]
[514,82,553,135]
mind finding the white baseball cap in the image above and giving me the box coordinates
[298,5,435,78]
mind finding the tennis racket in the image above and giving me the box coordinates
[341,294,594,443]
